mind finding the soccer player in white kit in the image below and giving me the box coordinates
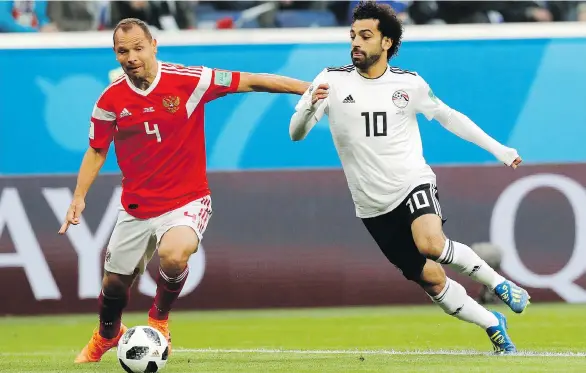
[289,1,529,354]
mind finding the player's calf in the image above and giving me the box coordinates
[151,231,193,321]
[148,265,190,321]
[418,261,499,326]
[75,272,133,363]
[435,237,532,315]
[412,258,446,297]
[149,226,197,351]
[435,238,506,289]
[99,272,134,339]
[410,260,517,354]
[411,215,512,297]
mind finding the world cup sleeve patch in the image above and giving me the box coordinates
[428,89,438,102]
[214,71,232,87]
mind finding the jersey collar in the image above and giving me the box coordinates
[355,65,389,81]
[125,60,162,96]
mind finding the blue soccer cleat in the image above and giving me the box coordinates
[486,311,517,355]
[494,280,531,314]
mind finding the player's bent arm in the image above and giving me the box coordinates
[73,147,109,199]
[289,99,326,141]
[289,68,330,141]
[237,72,310,95]
[434,107,519,166]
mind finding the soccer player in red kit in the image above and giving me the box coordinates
[57,18,310,364]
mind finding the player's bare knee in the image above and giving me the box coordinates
[158,239,196,265]
[158,244,195,276]
[414,233,445,259]
[412,214,445,258]
[158,226,199,274]
[159,250,190,275]
[102,272,131,297]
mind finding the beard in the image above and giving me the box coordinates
[351,49,382,70]
[124,65,152,90]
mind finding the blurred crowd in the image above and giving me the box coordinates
[2,1,586,33]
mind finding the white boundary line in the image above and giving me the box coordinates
[175,348,586,357]
[1,348,585,358]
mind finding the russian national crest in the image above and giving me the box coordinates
[162,95,180,114]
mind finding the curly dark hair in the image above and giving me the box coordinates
[352,1,404,60]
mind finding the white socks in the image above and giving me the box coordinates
[431,278,499,329]
[437,239,505,289]
[429,239,503,329]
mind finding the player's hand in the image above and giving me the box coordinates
[509,156,522,169]
[58,197,86,235]
[311,83,329,105]
[499,147,521,169]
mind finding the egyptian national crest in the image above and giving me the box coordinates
[162,95,180,113]
[392,90,409,109]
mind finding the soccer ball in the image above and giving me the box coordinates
[117,326,169,373]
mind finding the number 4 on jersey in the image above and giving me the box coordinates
[144,121,161,142]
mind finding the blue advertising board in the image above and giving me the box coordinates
[2,35,586,175]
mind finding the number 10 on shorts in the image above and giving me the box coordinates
[406,190,430,214]
[144,121,161,142]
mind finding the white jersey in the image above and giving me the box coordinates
[295,65,446,218]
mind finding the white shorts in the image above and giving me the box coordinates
[104,195,212,275]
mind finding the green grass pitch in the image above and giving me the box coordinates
[0,303,585,372]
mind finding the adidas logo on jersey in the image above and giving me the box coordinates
[119,108,132,118]
[343,95,355,103]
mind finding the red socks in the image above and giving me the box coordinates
[148,266,189,321]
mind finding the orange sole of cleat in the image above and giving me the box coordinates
[74,324,128,364]
[74,347,98,364]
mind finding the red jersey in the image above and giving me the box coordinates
[89,61,240,219]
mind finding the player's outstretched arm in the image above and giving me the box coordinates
[58,147,108,234]
[236,72,310,95]
[434,108,522,169]
[416,78,521,169]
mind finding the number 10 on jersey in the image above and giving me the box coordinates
[144,121,161,142]
[361,112,387,137]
